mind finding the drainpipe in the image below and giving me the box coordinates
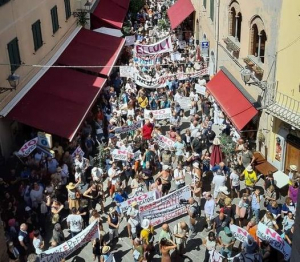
[214,0,220,74]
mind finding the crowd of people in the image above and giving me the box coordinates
[0,1,299,262]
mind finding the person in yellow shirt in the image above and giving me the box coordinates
[137,93,148,109]
[242,165,258,194]
[140,219,154,245]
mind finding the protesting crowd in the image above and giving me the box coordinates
[0,1,298,262]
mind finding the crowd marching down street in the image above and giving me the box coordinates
[0,1,298,262]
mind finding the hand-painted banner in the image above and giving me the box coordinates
[119,66,135,78]
[176,97,191,110]
[139,185,191,226]
[195,83,206,95]
[133,56,156,66]
[114,120,142,134]
[120,191,156,213]
[125,35,136,46]
[134,36,173,56]
[209,250,241,262]
[111,149,133,161]
[134,68,209,89]
[257,222,291,261]
[18,137,38,157]
[72,146,85,158]
[40,220,99,262]
[229,224,249,243]
[144,108,171,120]
[153,133,175,150]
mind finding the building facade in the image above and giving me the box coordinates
[192,0,282,153]
[265,0,300,173]
[0,0,81,157]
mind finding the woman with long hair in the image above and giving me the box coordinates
[203,231,217,262]
[160,238,177,262]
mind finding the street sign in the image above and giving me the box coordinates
[37,132,52,149]
[200,41,209,57]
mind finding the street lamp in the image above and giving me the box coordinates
[240,68,266,90]
[84,0,92,12]
[240,68,252,84]
[0,74,20,93]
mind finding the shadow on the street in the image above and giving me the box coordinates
[69,256,86,262]
[112,247,131,261]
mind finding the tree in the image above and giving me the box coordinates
[219,133,235,163]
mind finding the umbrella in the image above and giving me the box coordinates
[210,138,222,167]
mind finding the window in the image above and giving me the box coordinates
[51,6,59,34]
[210,0,214,22]
[64,0,71,20]
[203,0,207,9]
[229,7,242,42]
[7,38,21,73]
[32,20,43,51]
[0,0,10,7]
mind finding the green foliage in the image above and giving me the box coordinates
[76,10,88,27]
[158,19,169,31]
[129,0,144,18]
[93,143,107,169]
[219,134,235,157]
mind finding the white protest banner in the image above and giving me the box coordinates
[230,224,249,243]
[153,134,175,150]
[209,250,240,262]
[18,138,38,157]
[176,97,191,110]
[133,56,156,66]
[72,146,85,158]
[195,83,206,95]
[257,222,291,260]
[133,150,141,160]
[144,108,171,120]
[40,220,99,262]
[114,120,142,134]
[111,149,133,161]
[120,191,156,213]
[178,40,187,49]
[125,35,136,46]
[139,185,191,226]
[119,66,134,78]
[170,52,182,61]
[134,36,173,56]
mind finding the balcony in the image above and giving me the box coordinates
[265,86,300,129]
[243,55,264,80]
[223,36,240,53]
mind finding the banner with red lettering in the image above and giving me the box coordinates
[114,120,142,134]
[230,224,249,243]
[153,133,175,150]
[40,220,99,262]
[134,36,173,56]
[17,137,38,157]
[257,222,291,260]
[120,191,156,213]
[144,108,171,120]
[139,185,191,226]
[111,149,133,161]
[71,146,85,159]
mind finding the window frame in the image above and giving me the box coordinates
[51,5,59,34]
[7,37,21,73]
[32,20,43,51]
[64,0,71,20]
[203,0,207,9]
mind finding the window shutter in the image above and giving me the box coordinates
[51,6,59,34]
[203,0,207,9]
[64,0,71,20]
[7,38,21,72]
[210,0,214,22]
[32,20,43,51]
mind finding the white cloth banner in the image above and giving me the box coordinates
[230,224,249,243]
[18,137,38,157]
[40,220,99,262]
[170,52,182,61]
[153,133,175,150]
[72,146,85,158]
[133,56,156,66]
[195,83,206,95]
[119,66,134,78]
[120,191,156,213]
[114,120,142,134]
[139,185,191,226]
[176,97,191,110]
[144,108,171,120]
[111,149,133,161]
[134,36,173,56]
[257,222,291,260]
[125,35,136,46]
[209,250,240,262]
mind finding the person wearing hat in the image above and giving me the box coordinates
[288,164,300,184]
[66,182,81,210]
[127,202,140,240]
[218,227,234,258]
[191,161,201,184]
[233,236,262,262]
[241,165,257,195]
[107,207,120,244]
[140,219,154,245]
[100,246,113,262]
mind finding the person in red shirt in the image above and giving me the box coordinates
[142,119,154,140]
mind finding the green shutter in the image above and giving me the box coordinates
[7,38,21,73]
[64,0,71,20]
[32,20,43,51]
[210,0,214,22]
[203,0,207,9]
[51,6,59,34]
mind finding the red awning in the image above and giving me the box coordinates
[8,68,106,140]
[206,70,258,131]
[56,28,125,76]
[167,0,195,30]
[91,0,130,30]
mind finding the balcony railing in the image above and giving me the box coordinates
[265,85,300,129]
[223,36,240,53]
[243,55,264,80]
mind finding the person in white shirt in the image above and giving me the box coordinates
[212,169,227,199]
[30,183,44,209]
[190,121,201,138]
[173,164,186,190]
[74,154,89,185]
[67,207,83,237]
[91,167,103,183]
[108,163,121,197]
[33,230,44,255]
[204,193,215,231]
[230,168,240,198]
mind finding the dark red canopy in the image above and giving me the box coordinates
[167,0,195,29]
